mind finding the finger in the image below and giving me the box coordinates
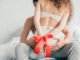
[57,42,64,49]
[51,46,59,51]
[57,38,63,43]
[51,43,58,50]
[51,46,56,50]
[53,38,60,41]
[51,43,57,48]
[54,38,63,43]
[51,41,65,51]
[57,40,63,46]
[51,43,61,51]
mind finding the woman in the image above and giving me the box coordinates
[15,0,80,60]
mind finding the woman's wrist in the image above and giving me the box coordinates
[64,38,70,44]
[64,33,71,44]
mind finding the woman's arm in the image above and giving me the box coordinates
[20,17,36,47]
[48,9,69,35]
[51,26,71,51]
[34,0,44,36]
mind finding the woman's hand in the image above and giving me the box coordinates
[51,26,71,51]
[51,37,66,51]
[29,37,37,48]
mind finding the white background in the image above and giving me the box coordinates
[0,0,80,43]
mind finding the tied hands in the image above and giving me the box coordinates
[30,36,67,51]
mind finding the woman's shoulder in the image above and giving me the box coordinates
[26,16,34,21]
[23,16,34,27]
[25,16,34,23]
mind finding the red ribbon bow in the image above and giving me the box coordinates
[34,34,53,57]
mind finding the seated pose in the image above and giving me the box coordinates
[15,0,80,60]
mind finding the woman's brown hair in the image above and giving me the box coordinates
[33,0,73,24]
[51,0,73,24]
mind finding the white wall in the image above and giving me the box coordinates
[0,0,80,44]
[69,0,80,27]
[0,0,35,43]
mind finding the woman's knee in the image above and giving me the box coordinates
[15,43,30,53]
[15,43,30,60]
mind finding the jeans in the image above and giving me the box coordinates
[15,41,80,60]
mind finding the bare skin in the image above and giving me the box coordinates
[20,0,71,51]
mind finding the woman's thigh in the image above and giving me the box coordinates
[51,41,79,58]
[29,48,45,59]
[15,43,45,60]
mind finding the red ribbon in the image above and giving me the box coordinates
[34,34,53,57]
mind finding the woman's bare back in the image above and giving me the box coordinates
[30,16,58,34]
[38,0,65,27]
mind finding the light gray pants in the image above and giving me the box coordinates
[15,41,80,60]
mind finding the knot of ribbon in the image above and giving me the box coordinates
[34,34,53,57]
